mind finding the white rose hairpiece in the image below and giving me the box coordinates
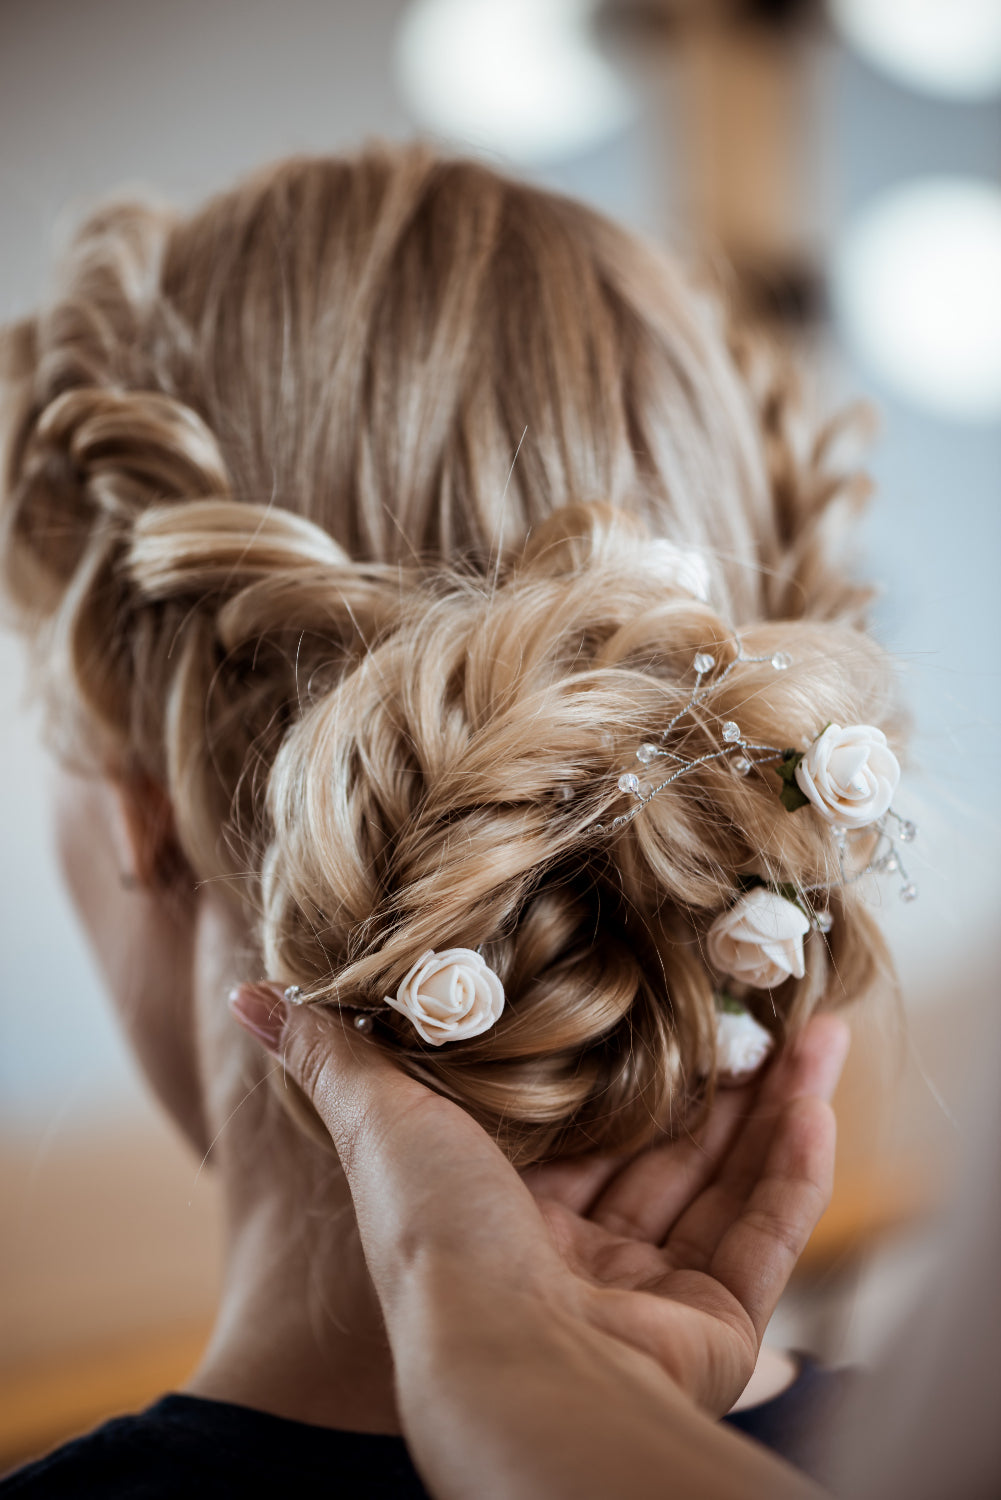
[707,888,810,990]
[714,994,775,1082]
[785,723,900,829]
[641,539,712,603]
[383,948,505,1045]
[285,947,506,1047]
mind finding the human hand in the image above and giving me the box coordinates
[520,1016,849,1415]
[230,986,847,1420]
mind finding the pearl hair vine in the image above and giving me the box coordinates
[588,638,917,924]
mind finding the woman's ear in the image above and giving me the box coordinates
[110,773,191,893]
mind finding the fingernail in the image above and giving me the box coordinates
[228,983,287,1053]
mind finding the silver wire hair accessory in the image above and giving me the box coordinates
[283,983,376,1033]
[591,639,917,914]
[591,640,795,837]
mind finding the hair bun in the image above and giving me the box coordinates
[261,502,894,1163]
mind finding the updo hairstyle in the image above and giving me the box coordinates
[0,146,894,1163]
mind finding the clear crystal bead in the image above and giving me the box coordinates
[636,742,658,765]
[553,784,575,802]
[898,819,917,843]
[617,772,641,795]
[693,652,715,674]
[636,780,652,798]
[900,882,919,903]
[353,1013,374,1034]
[733,755,752,776]
[815,910,834,934]
[592,823,605,833]
[882,853,899,874]
[721,721,741,743]
[283,985,302,1006]
[771,651,792,670]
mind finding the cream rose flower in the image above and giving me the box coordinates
[707,888,810,990]
[643,539,711,602]
[715,1006,775,1081]
[794,723,900,830]
[384,948,505,1046]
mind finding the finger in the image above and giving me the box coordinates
[586,1087,754,1244]
[229,981,430,1153]
[588,1014,848,1248]
[707,1094,837,1341]
[710,1015,849,1197]
[661,1015,849,1269]
[228,983,547,1289]
[522,1149,635,1216]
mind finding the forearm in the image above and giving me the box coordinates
[390,1280,824,1500]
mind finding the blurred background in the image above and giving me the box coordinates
[1,0,999,1472]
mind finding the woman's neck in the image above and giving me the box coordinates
[184,1155,402,1433]
[185,895,401,1434]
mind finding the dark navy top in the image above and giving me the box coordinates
[2,1356,850,1495]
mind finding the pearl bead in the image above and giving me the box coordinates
[636,743,659,765]
[882,853,899,874]
[815,911,834,934]
[617,772,641,795]
[722,721,741,743]
[771,652,792,670]
[900,882,919,903]
[353,1013,374,1034]
[694,652,715,674]
[553,784,575,802]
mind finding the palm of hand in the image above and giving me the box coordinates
[522,1016,846,1417]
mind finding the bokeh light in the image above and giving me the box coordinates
[833,177,1001,422]
[395,0,634,164]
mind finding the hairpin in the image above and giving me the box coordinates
[283,983,378,1034]
[284,946,505,1047]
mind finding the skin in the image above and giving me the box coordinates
[227,990,845,1499]
[53,761,847,1459]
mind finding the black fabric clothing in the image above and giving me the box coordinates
[2,1357,852,1496]
[725,1354,850,1479]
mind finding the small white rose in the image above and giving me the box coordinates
[643,539,712,602]
[384,947,505,1046]
[795,723,900,830]
[715,1006,774,1081]
[707,888,810,990]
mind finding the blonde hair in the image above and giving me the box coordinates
[0,144,893,1163]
